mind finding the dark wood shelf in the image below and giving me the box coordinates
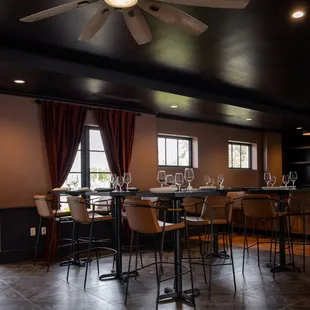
[291,146,310,150]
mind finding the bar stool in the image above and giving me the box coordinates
[33,195,71,271]
[66,196,117,289]
[227,191,245,233]
[184,195,236,294]
[241,194,295,277]
[288,191,310,271]
[123,198,195,310]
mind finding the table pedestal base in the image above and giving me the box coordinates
[159,287,199,306]
[266,262,296,273]
[99,270,138,282]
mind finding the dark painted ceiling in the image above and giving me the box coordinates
[1,0,310,130]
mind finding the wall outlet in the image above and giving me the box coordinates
[30,227,36,236]
[41,227,46,235]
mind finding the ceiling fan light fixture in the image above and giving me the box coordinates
[292,10,305,19]
[105,0,137,8]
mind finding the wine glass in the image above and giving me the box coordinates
[66,175,73,189]
[166,174,175,187]
[157,171,166,187]
[217,174,224,189]
[71,174,79,190]
[204,175,211,186]
[184,168,194,190]
[209,177,215,186]
[175,173,184,192]
[110,174,117,189]
[282,175,289,189]
[289,171,298,189]
[264,172,271,187]
[117,176,124,192]
[270,175,276,187]
[124,172,132,191]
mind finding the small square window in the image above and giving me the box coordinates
[228,142,251,169]
[158,135,192,167]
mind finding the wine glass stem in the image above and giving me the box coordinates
[293,181,295,189]
[161,183,163,188]
[126,183,129,191]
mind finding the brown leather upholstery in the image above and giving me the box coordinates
[201,196,233,222]
[289,191,310,215]
[182,198,204,216]
[185,195,233,226]
[34,195,70,218]
[67,196,112,224]
[123,199,185,234]
[227,191,245,210]
[242,194,280,219]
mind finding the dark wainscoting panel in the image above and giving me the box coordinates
[0,207,47,263]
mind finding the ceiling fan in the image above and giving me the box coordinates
[20,0,250,45]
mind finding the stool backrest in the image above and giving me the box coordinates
[67,196,90,224]
[34,195,54,218]
[227,191,245,210]
[201,196,233,222]
[183,198,204,216]
[123,199,161,234]
[289,191,310,213]
[242,194,274,218]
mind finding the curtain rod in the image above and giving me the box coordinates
[34,98,143,116]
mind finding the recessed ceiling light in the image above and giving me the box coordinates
[292,10,305,19]
[297,127,303,130]
[246,118,252,121]
[170,105,178,109]
[14,79,25,84]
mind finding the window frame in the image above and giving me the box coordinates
[228,142,252,170]
[158,134,193,168]
[80,125,110,188]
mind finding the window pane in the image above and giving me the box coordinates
[241,145,250,168]
[232,144,241,168]
[90,151,109,172]
[90,129,104,151]
[90,173,111,190]
[166,138,178,166]
[178,139,189,166]
[71,150,81,172]
[158,137,166,165]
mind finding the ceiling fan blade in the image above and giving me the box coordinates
[20,0,99,22]
[138,0,207,35]
[156,0,249,9]
[123,7,152,45]
[79,5,111,40]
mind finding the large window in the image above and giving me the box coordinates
[158,135,192,167]
[63,126,110,190]
[228,142,251,169]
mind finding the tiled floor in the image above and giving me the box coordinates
[1,236,310,310]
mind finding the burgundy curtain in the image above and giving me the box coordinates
[95,109,136,175]
[42,101,87,259]
[42,102,87,188]
[95,109,136,245]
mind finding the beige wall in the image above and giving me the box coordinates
[263,132,283,185]
[0,94,282,207]
[0,95,51,208]
[156,118,263,189]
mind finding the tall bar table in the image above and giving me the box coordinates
[85,190,134,282]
